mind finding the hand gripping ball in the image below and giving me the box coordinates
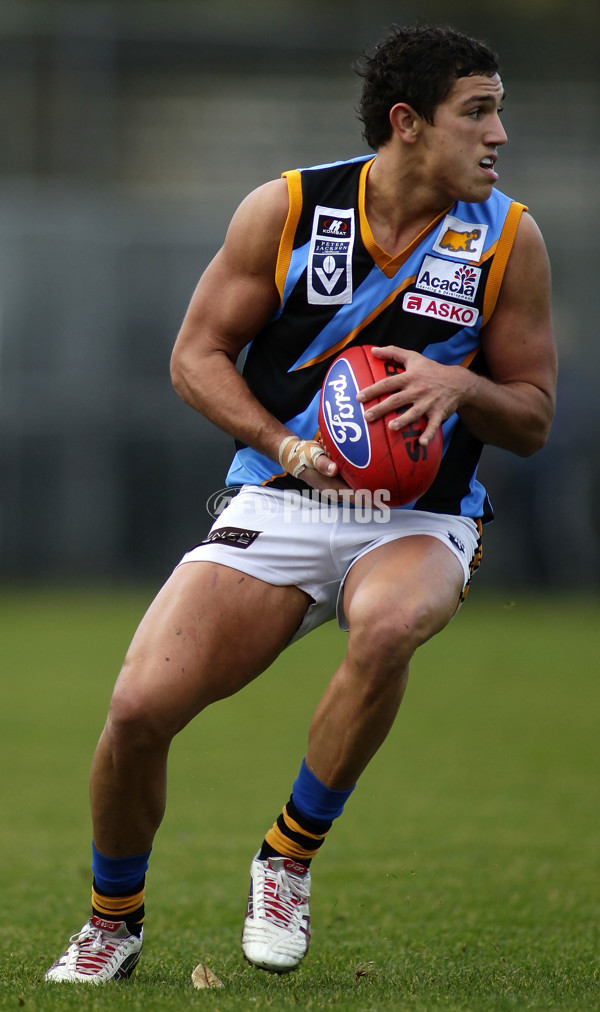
[318,345,443,507]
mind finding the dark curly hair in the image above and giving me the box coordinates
[356,25,500,150]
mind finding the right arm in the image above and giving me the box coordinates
[170,179,339,487]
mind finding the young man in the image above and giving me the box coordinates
[45,25,556,982]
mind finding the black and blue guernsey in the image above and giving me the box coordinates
[226,154,526,524]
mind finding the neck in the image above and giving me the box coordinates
[365,149,451,256]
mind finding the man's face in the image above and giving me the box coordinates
[420,73,507,204]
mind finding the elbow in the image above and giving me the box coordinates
[516,384,556,456]
[170,346,189,404]
[516,434,548,458]
[514,411,555,458]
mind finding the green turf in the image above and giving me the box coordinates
[0,587,598,1011]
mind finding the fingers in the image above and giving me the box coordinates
[356,346,410,407]
[278,435,337,478]
[314,449,339,477]
[354,347,447,445]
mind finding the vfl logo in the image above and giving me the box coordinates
[403,292,480,326]
[433,214,488,262]
[308,205,355,305]
[315,255,344,295]
[321,358,371,468]
[416,256,481,303]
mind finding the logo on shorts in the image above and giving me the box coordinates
[201,526,261,549]
[447,531,466,554]
[307,204,355,305]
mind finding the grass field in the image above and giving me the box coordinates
[0,586,598,1011]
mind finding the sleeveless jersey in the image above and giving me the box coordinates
[226,154,526,522]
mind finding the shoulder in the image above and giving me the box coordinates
[226,178,290,248]
[511,209,548,254]
[504,210,551,286]
[483,208,553,353]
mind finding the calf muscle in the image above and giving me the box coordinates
[90,562,310,857]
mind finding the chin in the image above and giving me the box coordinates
[462,184,495,204]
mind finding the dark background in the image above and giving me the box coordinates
[1,0,598,588]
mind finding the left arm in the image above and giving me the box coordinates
[357,212,557,456]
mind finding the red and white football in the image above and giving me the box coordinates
[318,345,443,507]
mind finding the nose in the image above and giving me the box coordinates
[489,112,508,147]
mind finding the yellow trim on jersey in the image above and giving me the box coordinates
[460,346,480,369]
[481,201,527,326]
[275,169,304,304]
[358,159,451,278]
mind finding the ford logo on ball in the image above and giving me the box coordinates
[321,358,371,468]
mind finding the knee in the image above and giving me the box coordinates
[104,662,176,753]
[346,596,439,675]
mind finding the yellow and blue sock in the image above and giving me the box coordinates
[91,843,152,937]
[260,759,355,866]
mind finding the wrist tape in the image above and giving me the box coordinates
[278,435,327,478]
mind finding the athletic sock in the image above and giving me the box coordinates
[261,797,331,865]
[260,758,355,867]
[91,842,151,936]
[92,879,145,936]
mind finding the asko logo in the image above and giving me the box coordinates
[416,255,481,303]
[402,292,480,325]
[321,358,371,468]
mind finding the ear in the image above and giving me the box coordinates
[389,103,421,143]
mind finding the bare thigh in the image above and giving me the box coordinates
[111,560,311,737]
[343,533,465,646]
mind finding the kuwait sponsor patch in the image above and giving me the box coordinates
[307,205,355,305]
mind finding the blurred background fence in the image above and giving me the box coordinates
[1,0,598,587]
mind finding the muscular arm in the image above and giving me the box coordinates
[357,212,558,456]
[170,178,338,486]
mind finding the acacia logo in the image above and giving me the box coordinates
[416,256,481,303]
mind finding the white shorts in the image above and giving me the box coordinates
[178,486,482,642]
